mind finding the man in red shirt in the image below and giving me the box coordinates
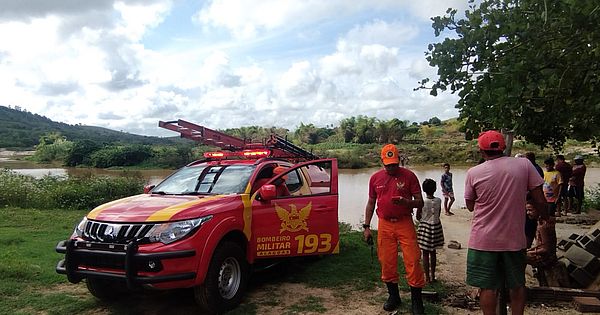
[569,155,587,213]
[363,144,425,314]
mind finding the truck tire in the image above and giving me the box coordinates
[194,241,248,314]
[86,278,128,300]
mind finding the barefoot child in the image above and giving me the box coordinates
[441,163,455,215]
[416,178,445,283]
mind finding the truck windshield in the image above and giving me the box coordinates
[152,164,255,195]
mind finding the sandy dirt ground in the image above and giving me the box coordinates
[241,209,598,315]
[68,208,597,315]
[0,149,34,161]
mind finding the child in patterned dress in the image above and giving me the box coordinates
[416,178,445,283]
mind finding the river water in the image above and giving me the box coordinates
[2,160,600,229]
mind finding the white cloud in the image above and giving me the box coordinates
[279,61,319,99]
[345,19,419,47]
[194,0,470,39]
[0,0,464,136]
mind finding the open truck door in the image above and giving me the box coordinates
[250,158,339,259]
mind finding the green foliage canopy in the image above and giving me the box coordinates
[420,0,600,150]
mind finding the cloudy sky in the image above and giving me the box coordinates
[0,0,467,137]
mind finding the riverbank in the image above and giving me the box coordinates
[0,148,35,162]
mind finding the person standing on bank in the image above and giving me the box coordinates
[464,130,546,315]
[363,144,426,314]
[441,163,455,216]
[543,157,563,217]
[417,178,445,283]
[555,155,572,216]
[569,155,587,214]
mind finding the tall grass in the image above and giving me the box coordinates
[0,169,144,210]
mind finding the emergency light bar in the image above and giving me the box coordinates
[242,149,270,157]
[204,152,226,158]
[203,149,271,159]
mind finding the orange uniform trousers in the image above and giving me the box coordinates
[377,217,426,288]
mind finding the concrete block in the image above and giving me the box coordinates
[577,235,600,257]
[559,257,576,273]
[557,239,575,251]
[583,258,600,276]
[566,244,596,267]
[569,233,583,242]
[570,267,595,287]
[588,228,600,240]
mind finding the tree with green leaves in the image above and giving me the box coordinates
[33,132,73,163]
[354,116,377,144]
[339,117,357,143]
[419,0,600,150]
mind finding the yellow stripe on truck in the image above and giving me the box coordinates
[87,195,140,220]
[241,194,252,239]
[145,195,225,222]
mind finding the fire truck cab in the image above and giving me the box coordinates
[55,120,339,314]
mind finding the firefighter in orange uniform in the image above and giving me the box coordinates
[363,144,426,314]
[272,166,291,197]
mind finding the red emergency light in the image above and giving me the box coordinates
[204,152,227,158]
[241,149,271,158]
[203,149,271,159]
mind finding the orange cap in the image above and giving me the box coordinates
[380,144,400,165]
[273,166,289,179]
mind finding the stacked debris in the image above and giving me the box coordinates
[557,225,600,288]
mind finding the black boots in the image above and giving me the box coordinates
[382,283,424,314]
[410,286,425,315]
[383,282,401,311]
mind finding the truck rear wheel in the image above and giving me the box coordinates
[86,278,128,301]
[194,241,248,314]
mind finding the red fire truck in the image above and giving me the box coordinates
[56,120,339,313]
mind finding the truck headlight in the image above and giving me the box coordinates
[72,217,88,238]
[147,216,212,244]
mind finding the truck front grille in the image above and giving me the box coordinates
[82,221,155,243]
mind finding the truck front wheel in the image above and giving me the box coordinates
[195,241,248,314]
[86,278,129,300]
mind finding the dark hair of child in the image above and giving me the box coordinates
[422,178,436,195]
[443,163,450,168]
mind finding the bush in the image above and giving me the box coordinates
[583,183,600,212]
[144,145,195,169]
[0,169,144,210]
[0,169,41,207]
[90,145,153,168]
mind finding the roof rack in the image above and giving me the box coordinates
[159,119,318,161]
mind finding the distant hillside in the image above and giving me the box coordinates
[0,106,180,148]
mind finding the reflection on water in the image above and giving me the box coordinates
[1,160,173,186]
[338,167,472,229]
[3,160,600,229]
[339,165,600,229]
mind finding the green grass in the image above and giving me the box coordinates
[0,207,95,314]
[236,228,446,314]
[0,207,448,315]
[284,296,327,314]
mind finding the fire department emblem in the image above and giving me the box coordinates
[396,181,405,191]
[275,202,312,233]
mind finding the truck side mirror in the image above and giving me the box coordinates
[143,184,155,194]
[259,184,277,201]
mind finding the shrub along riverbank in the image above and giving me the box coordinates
[0,169,144,210]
